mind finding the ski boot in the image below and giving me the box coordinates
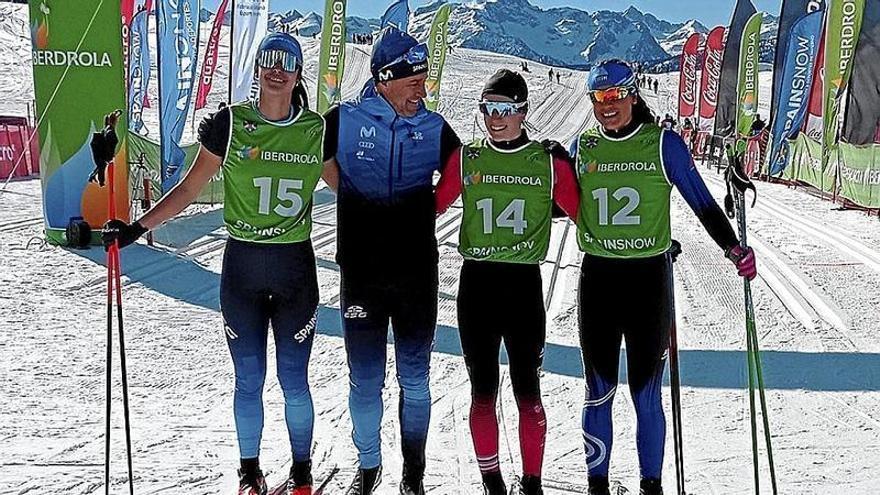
[482,471,506,495]
[639,478,663,495]
[238,467,268,495]
[398,479,425,495]
[286,460,314,495]
[587,476,611,495]
[346,465,382,495]
[509,475,543,495]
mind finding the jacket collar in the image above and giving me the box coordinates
[353,79,429,126]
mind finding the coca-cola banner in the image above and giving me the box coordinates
[678,32,701,120]
[699,26,726,133]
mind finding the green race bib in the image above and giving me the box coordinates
[459,140,553,264]
[222,101,325,243]
[575,124,672,258]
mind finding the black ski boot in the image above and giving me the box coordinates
[238,458,268,495]
[286,460,313,495]
[398,478,425,495]
[508,475,543,495]
[639,478,663,495]
[588,476,611,495]
[481,470,506,495]
[399,463,425,495]
[346,465,382,495]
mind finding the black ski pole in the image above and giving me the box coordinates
[669,321,686,495]
[111,246,136,495]
[668,241,686,495]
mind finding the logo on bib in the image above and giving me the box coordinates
[237,145,319,165]
[579,160,599,175]
[237,146,261,160]
[463,171,482,186]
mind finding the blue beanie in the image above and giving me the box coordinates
[370,26,428,81]
[587,59,637,91]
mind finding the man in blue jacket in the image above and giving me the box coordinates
[322,26,461,495]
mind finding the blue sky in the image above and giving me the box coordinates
[204,0,783,28]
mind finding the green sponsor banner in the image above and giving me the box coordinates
[425,4,451,112]
[30,0,129,244]
[735,12,763,137]
[837,143,880,208]
[786,132,837,192]
[317,0,347,113]
[127,132,223,204]
[822,0,865,173]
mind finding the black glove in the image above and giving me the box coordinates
[541,139,572,163]
[102,219,147,251]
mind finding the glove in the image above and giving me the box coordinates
[726,245,757,281]
[102,219,147,251]
[541,139,572,163]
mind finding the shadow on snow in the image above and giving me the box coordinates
[75,211,880,393]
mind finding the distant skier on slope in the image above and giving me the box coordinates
[103,33,328,495]
[320,26,462,495]
[569,59,757,495]
[435,69,580,495]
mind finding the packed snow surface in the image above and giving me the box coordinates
[2,3,879,494]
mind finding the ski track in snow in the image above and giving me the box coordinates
[2,4,880,493]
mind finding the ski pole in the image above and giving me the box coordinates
[726,156,778,495]
[106,159,136,495]
[667,241,685,495]
[668,321,685,495]
[104,229,113,495]
[734,188,778,495]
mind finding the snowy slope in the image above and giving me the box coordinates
[659,20,710,56]
[3,3,880,495]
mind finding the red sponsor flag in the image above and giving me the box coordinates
[803,28,825,140]
[121,0,136,91]
[678,32,702,120]
[195,0,229,110]
[698,26,726,133]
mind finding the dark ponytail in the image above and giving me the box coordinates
[291,79,310,111]
[631,93,656,125]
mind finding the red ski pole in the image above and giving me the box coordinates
[105,159,136,495]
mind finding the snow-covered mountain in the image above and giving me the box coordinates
[267,9,378,38]
[407,0,674,68]
[259,0,780,71]
[658,20,710,56]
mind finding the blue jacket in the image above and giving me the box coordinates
[337,81,446,205]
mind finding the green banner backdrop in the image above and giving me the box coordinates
[30,0,129,244]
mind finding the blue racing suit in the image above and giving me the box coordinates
[324,81,460,478]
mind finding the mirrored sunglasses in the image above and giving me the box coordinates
[589,86,635,103]
[381,43,429,70]
[478,100,528,118]
[257,49,301,73]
